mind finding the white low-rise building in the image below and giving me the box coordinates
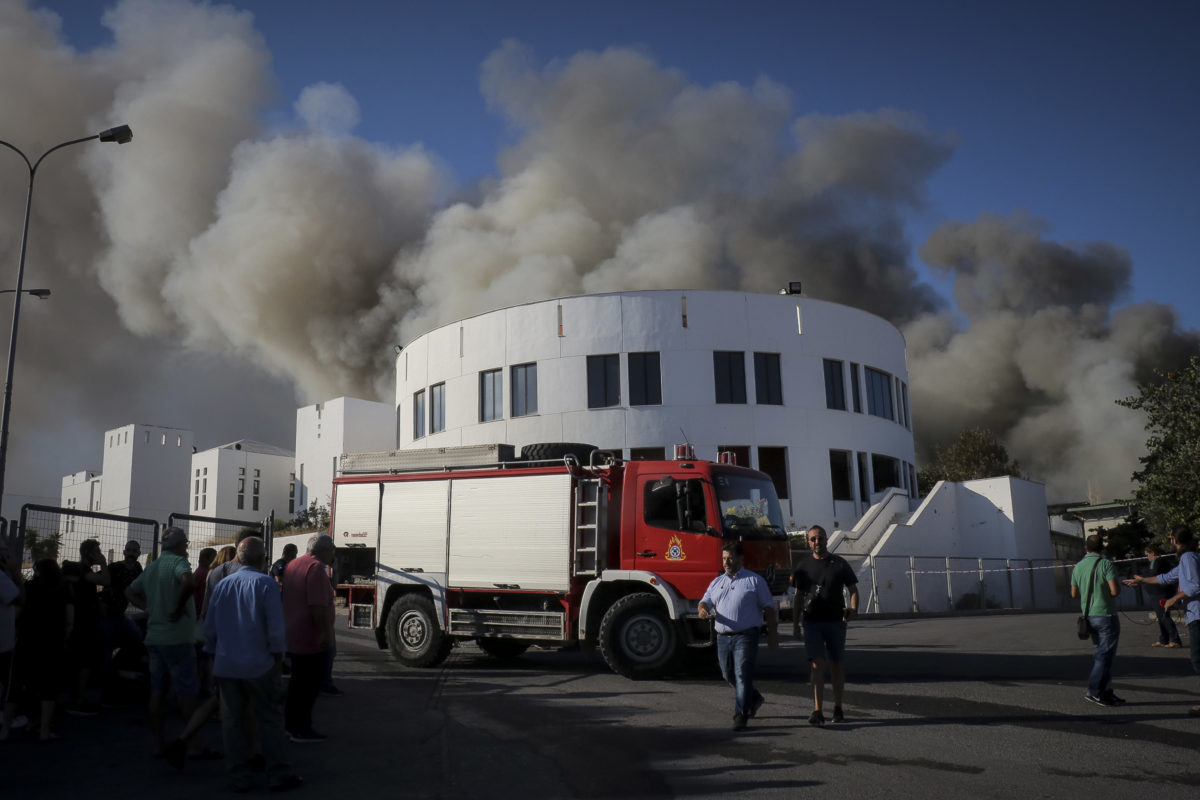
[295,396,396,513]
[393,289,917,533]
[189,439,297,522]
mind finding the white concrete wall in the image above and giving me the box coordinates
[190,443,296,523]
[60,470,101,512]
[99,423,193,523]
[295,397,395,513]
[394,290,916,535]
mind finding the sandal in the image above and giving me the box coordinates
[1165,642,1182,648]
[1151,642,1165,647]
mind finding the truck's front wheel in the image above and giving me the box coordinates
[598,592,679,679]
[386,594,452,668]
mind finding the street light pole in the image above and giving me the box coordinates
[0,125,132,516]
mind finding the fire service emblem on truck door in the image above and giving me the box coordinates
[665,535,687,561]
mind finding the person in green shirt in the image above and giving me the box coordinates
[1069,535,1123,707]
[126,527,219,761]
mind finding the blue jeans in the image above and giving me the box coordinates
[1086,615,1120,697]
[716,629,761,718]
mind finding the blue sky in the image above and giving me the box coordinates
[41,0,1200,328]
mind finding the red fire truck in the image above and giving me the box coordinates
[332,443,792,678]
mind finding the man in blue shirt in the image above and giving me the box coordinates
[699,540,779,731]
[1125,525,1200,716]
[203,537,302,792]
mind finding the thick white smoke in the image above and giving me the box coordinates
[0,0,1194,509]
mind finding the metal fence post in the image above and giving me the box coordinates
[869,554,880,614]
[977,558,985,610]
[909,555,919,613]
[1006,558,1014,609]
[1028,560,1036,608]
[945,556,953,612]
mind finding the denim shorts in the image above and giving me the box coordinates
[147,643,199,696]
[802,620,848,664]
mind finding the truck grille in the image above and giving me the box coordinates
[753,566,790,596]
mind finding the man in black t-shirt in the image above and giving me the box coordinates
[792,525,858,726]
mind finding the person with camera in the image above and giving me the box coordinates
[65,539,110,716]
[792,525,858,726]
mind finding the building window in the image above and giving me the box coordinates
[753,352,783,405]
[829,450,854,501]
[902,382,911,429]
[254,469,260,477]
[177,435,182,447]
[237,495,244,510]
[758,446,789,500]
[480,368,503,421]
[587,354,620,408]
[144,431,149,444]
[628,352,662,406]
[238,478,245,493]
[849,363,862,413]
[823,359,846,411]
[713,351,746,404]
[201,495,206,510]
[253,496,259,511]
[161,433,166,445]
[629,446,666,461]
[194,494,199,511]
[511,364,537,417]
[430,382,446,432]
[872,453,901,491]
[239,467,245,476]
[857,451,870,499]
[865,367,894,421]
[413,389,426,439]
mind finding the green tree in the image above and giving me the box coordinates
[1118,355,1200,534]
[1095,512,1151,562]
[24,528,62,562]
[917,427,1023,496]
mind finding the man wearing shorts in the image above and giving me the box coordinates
[793,525,858,726]
[127,527,218,760]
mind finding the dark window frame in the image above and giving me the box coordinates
[713,351,747,404]
[628,352,662,406]
[587,354,621,408]
[753,352,783,405]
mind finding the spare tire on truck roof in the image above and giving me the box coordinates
[520,442,599,463]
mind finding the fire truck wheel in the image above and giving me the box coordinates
[598,592,680,679]
[386,594,452,668]
[519,442,598,463]
[476,638,531,660]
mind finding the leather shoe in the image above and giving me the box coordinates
[748,693,765,718]
[731,714,747,731]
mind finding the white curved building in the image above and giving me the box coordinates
[395,290,916,532]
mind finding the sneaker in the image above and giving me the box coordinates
[1102,691,1126,704]
[9,714,28,730]
[731,714,747,732]
[1084,694,1116,707]
[808,709,825,726]
[832,705,845,723]
[748,693,765,718]
[319,686,344,697]
[288,730,327,743]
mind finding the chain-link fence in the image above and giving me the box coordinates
[166,512,273,565]
[16,504,159,572]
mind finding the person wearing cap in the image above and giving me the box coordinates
[126,527,219,760]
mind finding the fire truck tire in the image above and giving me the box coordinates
[520,442,598,463]
[476,638,531,660]
[386,595,452,668]
[598,592,680,679]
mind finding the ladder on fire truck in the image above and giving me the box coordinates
[574,477,606,576]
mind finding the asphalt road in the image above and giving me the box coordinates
[5,610,1198,799]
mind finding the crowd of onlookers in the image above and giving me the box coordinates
[0,528,338,793]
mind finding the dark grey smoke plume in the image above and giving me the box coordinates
[0,0,1194,511]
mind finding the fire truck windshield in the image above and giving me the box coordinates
[714,472,787,541]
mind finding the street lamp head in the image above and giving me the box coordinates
[97,125,133,144]
[28,289,50,299]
